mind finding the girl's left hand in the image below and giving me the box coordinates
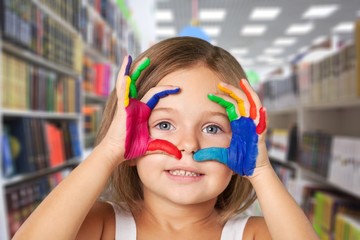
[193,79,268,177]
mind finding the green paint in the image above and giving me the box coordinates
[130,57,150,98]
[208,94,238,121]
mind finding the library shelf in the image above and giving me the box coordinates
[84,43,117,67]
[302,98,360,111]
[298,165,360,200]
[1,109,81,120]
[84,92,109,103]
[2,158,80,188]
[2,41,80,77]
[266,106,298,115]
[32,0,79,36]
[270,157,360,200]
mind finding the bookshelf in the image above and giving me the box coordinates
[0,0,140,239]
[261,20,360,239]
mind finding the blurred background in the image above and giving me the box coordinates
[0,0,360,239]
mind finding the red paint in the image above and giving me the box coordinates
[256,107,267,134]
[147,139,182,159]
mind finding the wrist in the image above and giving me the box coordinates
[246,163,277,189]
[94,140,125,169]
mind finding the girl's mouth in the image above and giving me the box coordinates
[168,169,203,177]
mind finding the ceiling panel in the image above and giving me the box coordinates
[155,0,360,72]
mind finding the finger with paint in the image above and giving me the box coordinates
[123,56,181,160]
[193,79,266,176]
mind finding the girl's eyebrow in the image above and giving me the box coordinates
[151,107,176,114]
[202,111,229,121]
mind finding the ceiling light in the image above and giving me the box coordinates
[230,48,249,55]
[250,7,281,20]
[202,26,221,37]
[287,54,295,61]
[241,25,267,36]
[333,22,354,33]
[156,27,176,37]
[302,5,338,19]
[286,23,313,35]
[257,55,272,62]
[264,48,284,55]
[199,9,226,21]
[274,37,297,46]
[312,35,328,45]
[298,46,309,54]
[236,58,254,65]
[155,10,174,22]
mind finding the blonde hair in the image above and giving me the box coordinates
[96,37,256,221]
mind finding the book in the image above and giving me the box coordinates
[5,118,36,174]
[2,129,15,178]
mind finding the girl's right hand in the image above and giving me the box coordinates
[98,56,181,168]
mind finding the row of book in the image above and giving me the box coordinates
[87,0,129,42]
[260,74,298,110]
[83,55,116,96]
[83,10,125,65]
[300,132,360,197]
[297,39,358,105]
[261,20,360,109]
[335,213,360,240]
[1,53,81,112]
[299,131,332,178]
[0,0,83,70]
[6,170,72,237]
[39,0,82,28]
[267,126,360,199]
[1,118,82,177]
[328,136,360,197]
[312,190,360,239]
[83,104,103,148]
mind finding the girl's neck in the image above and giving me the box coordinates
[135,195,221,231]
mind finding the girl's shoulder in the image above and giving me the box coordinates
[243,216,271,240]
[77,201,116,239]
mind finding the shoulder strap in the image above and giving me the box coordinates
[221,214,250,239]
[109,202,137,240]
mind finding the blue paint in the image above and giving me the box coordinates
[194,117,258,176]
[125,55,132,76]
[146,88,180,110]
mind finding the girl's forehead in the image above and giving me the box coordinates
[156,66,222,90]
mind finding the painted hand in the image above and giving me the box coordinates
[124,56,182,160]
[193,79,266,176]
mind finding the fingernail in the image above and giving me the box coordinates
[125,55,132,76]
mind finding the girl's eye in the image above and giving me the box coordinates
[155,121,174,131]
[203,125,222,134]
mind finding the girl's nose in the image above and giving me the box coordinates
[178,131,200,154]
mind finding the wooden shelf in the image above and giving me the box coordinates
[32,0,79,36]
[270,157,360,199]
[84,92,109,103]
[2,41,80,77]
[1,109,81,120]
[303,98,360,111]
[2,158,80,187]
[267,106,298,115]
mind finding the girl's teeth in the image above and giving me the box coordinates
[169,170,200,177]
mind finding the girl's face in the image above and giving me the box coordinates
[136,65,233,206]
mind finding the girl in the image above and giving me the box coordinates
[13,37,318,239]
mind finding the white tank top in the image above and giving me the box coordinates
[111,203,250,239]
